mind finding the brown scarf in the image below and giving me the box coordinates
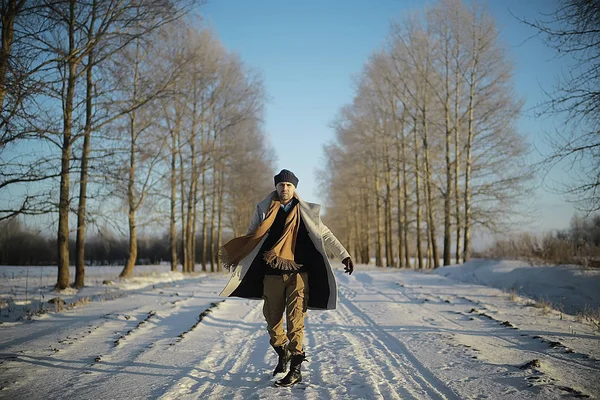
[220,191,302,272]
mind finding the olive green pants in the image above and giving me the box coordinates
[262,272,309,355]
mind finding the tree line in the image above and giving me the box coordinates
[1,1,275,288]
[319,0,533,268]
[0,218,217,266]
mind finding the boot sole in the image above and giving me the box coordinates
[274,377,302,387]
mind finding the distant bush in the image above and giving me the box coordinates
[482,214,600,267]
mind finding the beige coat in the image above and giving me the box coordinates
[220,194,350,310]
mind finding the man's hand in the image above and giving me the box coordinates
[342,257,354,275]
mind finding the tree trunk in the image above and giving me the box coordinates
[121,206,137,278]
[346,213,353,257]
[374,169,383,267]
[384,148,393,267]
[412,117,423,269]
[185,109,197,273]
[217,167,224,272]
[121,115,138,278]
[384,199,391,266]
[463,39,479,263]
[210,166,218,271]
[170,120,178,272]
[396,106,407,268]
[422,94,439,269]
[56,0,78,290]
[179,128,187,273]
[75,1,97,288]
[396,161,405,268]
[185,175,194,273]
[426,233,433,269]
[454,64,463,264]
[74,62,92,288]
[191,189,197,273]
[401,120,410,269]
[443,38,452,267]
[362,184,370,264]
[201,169,208,272]
[352,207,360,261]
[120,39,142,279]
[464,68,476,262]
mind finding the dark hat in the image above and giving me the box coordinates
[274,169,299,188]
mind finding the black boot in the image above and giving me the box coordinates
[275,353,305,387]
[272,346,290,376]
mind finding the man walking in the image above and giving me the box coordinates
[220,169,354,387]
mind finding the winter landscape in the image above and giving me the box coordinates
[1,261,599,399]
[2,0,600,399]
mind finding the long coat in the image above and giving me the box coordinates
[219,194,350,310]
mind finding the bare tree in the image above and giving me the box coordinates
[1,1,279,280]
[321,0,532,267]
[0,0,51,150]
[73,0,199,286]
[0,0,25,112]
[104,28,181,278]
[521,0,600,212]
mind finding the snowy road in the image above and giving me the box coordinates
[1,267,599,399]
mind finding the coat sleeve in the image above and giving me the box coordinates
[246,204,262,235]
[321,222,350,262]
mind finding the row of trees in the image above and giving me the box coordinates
[320,0,532,268]
[1,1,275,288]
[0,218,211,266]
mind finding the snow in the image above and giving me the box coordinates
[1,261,598,399]
[434,259,600,314]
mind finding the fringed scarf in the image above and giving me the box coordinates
[220,191,302,272]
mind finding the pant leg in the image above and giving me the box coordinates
[285,272,309,355]
[262,275,287,348]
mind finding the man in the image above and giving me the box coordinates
[220,169,354,387]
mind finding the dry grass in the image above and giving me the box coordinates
[50,298,65,312]
[581,306,600,331]
[69,297,90,309]
[507,289,519,302]
[526,297,554,315]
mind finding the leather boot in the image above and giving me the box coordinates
[275,353,305,387]
[272,346,290,376]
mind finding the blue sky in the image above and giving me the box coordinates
[197,0,576,232]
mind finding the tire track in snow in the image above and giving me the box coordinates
[382,280,599,372]
[306,301,420,399]
[335,285,461,400]
[0,300,165,397]
[58,292,222,399]
[345,272,599,399]
[158,299,268,400]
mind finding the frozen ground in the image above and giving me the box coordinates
[0,262,599,399]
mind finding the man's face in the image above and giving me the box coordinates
[276,182,295,204]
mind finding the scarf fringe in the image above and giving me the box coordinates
[219,248,238,272]
[263,250,302,271]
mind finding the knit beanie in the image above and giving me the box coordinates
[274,169,299,188]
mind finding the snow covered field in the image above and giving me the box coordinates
[434,259,600,315]
[1,262,599,399]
